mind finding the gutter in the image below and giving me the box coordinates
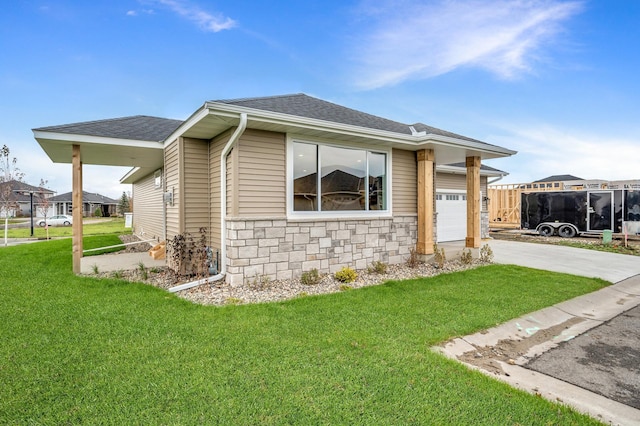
[167,112,248,293]
[488,175,506,185]
[205,102,517,158]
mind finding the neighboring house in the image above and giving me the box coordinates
[47,191,118,217]
[33,93,515,282]
[0,180,55,217]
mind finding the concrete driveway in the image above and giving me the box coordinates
[489,239,640,282]
[437,239,640,425]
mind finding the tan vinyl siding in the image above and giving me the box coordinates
[392,149,417,214]
[227,147,237,216]
[436,172,467,190]
[132,171,163,241]
[209,130,232,252]
[164,138,180,239]
[436,172,489,210]
[182,138,209,236]
[236,129,286,216]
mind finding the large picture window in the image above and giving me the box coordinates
[292,141,387,213]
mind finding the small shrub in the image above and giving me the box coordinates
[480,244,494,263]
[300,268,321,286]
[225,297,243,305]
[461,249,473,265]
[368,260,388,274]
[138,262,148,280]
[111,270,123,279]
[150,267,161,273]
[91,264,99,274]
[406,247,419,268]
[339,284,352,291]
[94,208,102,217]
[433,244,446,268]
[249,274,271,290]
[335,266,357,283]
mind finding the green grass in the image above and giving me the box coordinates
[4,218,129,239]
[558,240,640,256]
[0,239,608,425]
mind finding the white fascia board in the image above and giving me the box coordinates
[161,105,212,146]
[120,167,140,183]
[33,130,165,149]
[204,102,516,157]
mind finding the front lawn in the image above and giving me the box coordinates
[0,239,607,424]
[4,217,129,239]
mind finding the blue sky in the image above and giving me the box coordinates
[1,0,639,198]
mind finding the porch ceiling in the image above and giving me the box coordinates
[33,131,164,168]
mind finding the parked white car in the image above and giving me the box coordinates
[38,215,73,227]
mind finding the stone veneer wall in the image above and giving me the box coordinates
[481,211,489,239]
[225,215,418,286]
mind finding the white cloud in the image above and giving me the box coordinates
[152,0,236,32]
[126,10,137,16]
[351,0,583,89]
[487,124,640,183]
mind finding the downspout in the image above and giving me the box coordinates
[220,113,248,276]
[167,112,247,293]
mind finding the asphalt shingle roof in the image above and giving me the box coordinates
[214,93,484,143]
[48,191,118,204]
[534,174,583,182]
[0,180,54,202]
[33,94,499,148]
[34,116,184,142]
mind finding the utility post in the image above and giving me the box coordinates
[29,191,34,236]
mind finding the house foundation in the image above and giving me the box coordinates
[225,215,418,286]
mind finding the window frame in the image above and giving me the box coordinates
[286,136,392,219]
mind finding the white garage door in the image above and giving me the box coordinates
[436,192,467,242]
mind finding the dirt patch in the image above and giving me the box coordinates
[455,316,586,375]
[118,234,154,253]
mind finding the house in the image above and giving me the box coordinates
[48,191,118,217]
[33,94,515,282]
[0,180,55,218]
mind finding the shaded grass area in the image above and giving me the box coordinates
[0,238,608,425]
[6,218,129,239]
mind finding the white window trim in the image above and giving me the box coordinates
[286,135,393,219]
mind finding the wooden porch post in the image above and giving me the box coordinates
[465,156,481,248]
[417,149,435,254]
[72,145,83,274]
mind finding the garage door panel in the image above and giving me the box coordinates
[436,192,466,242]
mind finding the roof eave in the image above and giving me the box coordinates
[203,102,517,160]
[436,164,509,177]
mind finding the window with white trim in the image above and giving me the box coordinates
[292,141,388,213]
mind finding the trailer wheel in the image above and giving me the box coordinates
[538,225,554,237]
[558,225,577,238]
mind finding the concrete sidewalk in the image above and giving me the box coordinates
[436,240,640,425]
[81,252,165,274]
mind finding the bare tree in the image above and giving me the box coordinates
[0,145,25,246]
[36,179,52,240]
